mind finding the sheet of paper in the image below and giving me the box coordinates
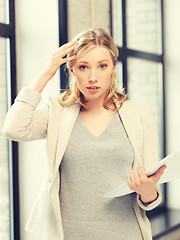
[104,152,180,198]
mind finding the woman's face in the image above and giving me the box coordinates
[72,46,115,103]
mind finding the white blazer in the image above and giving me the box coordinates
[2,87,162,240]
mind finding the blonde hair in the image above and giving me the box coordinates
[60,28,127,110]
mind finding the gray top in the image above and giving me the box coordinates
[59,111,143,240]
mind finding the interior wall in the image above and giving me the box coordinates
[15,0,59,239]
[164,0,180,209]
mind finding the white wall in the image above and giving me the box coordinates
[164,0,180,209]
[15,0,59,239]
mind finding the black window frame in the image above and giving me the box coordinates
[58,0,68,90]
[58,0,166,216]
[0,0,20,239]
[59,0,180,238]
[110,0,167,217]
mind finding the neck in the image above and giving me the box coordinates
[81,98,115,113]
[82,99,104,112]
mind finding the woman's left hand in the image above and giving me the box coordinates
[127,165,167,204]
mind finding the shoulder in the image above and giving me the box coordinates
[121,100,155,125]
[121,99,152,114]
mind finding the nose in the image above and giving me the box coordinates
[88,69,97,83]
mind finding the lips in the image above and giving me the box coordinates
[87,86,100,90]
[87,86,100,93]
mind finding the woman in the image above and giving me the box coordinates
[3,28,166,240]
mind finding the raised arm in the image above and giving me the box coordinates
[30,40,78,93]
[2,40,78,141]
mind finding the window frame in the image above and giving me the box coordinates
[0,0,20,239]
[59,0,180,237]
[58,0,166,217]
[58,0,68,90]
[110,0,166,217]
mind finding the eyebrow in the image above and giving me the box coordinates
[78,60,109,64]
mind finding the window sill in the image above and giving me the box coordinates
[149,209,180,239]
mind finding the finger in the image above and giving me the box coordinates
[132,166,147,181]
[136,166,148,182]
[159,165,167,172]
[129,170,135,181]
[60,39,78,51]
[127,176,133,190]
[60,54,76,65]
[55,42,78,60]
[133,168,141,182]
[149,165,167,183]
[52,40,78,58]
[63,44,78,57]
[129,170,139,188]
[53,43,77,59]
[130,167,150,189]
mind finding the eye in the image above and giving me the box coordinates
[79,65,87,70]
[99,64,107,69]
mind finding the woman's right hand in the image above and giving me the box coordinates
[30,40,78,93]
[43,40,78,80]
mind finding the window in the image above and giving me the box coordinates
[59,0,166,216]
[111,0,166,215]
[0,0,19,239]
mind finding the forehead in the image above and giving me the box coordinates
[76,46,112,63]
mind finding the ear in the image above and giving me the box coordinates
[70,67,75,76]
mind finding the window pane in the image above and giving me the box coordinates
[127,58,164,157]
[0,37,13,240]
[112,0,123,47]
[0,0,9,24]
[116,61,123,89]
[126,0,162,54]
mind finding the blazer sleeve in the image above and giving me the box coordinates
[2,87,49,142]
[136,104,162,211]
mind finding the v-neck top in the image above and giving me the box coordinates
[78,111,118,140]
[59,111,143,240]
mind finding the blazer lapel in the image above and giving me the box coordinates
[54,103,80,178]
[118,101,143,168]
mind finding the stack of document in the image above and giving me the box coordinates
[104,152,180,198]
